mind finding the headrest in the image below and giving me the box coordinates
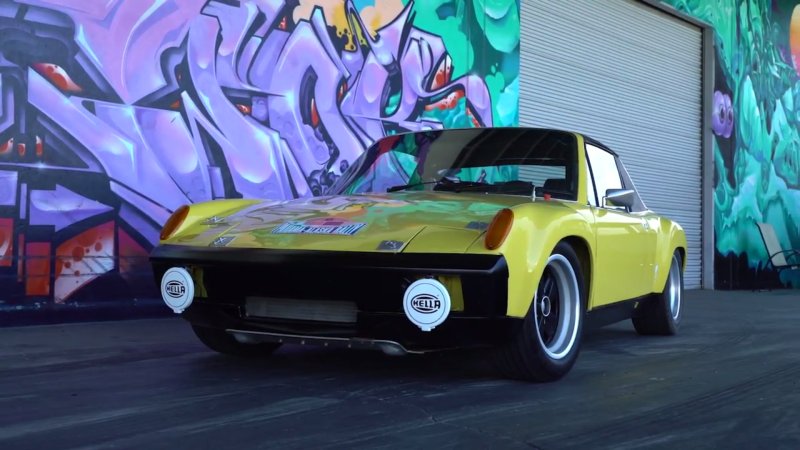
[543,178,568,192]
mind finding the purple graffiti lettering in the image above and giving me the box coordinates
[29,184,113,232]
[0,0,500,304]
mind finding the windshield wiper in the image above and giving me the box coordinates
[444,181,492,192]
[387,178,491,193]
[386,180,441,192]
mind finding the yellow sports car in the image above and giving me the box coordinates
[150,127,687,382]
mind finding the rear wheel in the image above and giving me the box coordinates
[192,325,282,357]
[494,242,586,382]
[632,250,683,335]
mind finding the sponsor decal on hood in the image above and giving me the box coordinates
[271,217,367,236]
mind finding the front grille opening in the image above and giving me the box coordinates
[245,297,358,323]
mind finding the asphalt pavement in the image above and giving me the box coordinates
[1,289,799,449]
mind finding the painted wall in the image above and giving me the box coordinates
[664,0,800,289]
[0,0,520,319]
[9,0,795,323]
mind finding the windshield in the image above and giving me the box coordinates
[329,128,579,200]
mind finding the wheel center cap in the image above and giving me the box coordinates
[540,296,552,317]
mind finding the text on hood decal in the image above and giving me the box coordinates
[271,217,367,236]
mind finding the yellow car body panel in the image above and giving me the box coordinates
[164,192,529,253]
[650,215,689,292]
[464,201,598,318]
[167,198,262,246]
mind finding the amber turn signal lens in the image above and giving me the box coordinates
[484,208,514,250]
[160,205,190,241]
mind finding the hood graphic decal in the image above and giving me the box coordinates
[272,217,367,236]
[171,192,534,252]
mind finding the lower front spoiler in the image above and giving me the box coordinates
[184,302,521,353]
[227,329,429,356]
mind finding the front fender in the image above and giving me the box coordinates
[161,199,263,244]
[466,202,596,318]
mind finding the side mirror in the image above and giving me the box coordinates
[604,188,635,209]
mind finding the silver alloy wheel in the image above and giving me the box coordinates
[668,254,682,320]
[533,253,581,360]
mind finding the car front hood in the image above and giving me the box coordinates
[170,192,531,253]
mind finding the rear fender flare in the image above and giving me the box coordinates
[650,218,688,292]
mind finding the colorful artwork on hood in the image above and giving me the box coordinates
[665,0,800,289]
[0,0,520,314]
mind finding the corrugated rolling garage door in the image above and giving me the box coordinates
[519,0,703,289]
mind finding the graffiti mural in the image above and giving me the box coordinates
[665,0,800,289]
[0,0,519,314]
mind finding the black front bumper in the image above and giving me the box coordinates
[150,245,520,351]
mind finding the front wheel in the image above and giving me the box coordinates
[632,250,683,335]
[494,242,586,382]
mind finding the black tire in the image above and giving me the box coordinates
[632,250,683,336]
[191,325,282,357]
[494,242,586,382]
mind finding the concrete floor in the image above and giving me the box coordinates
[1,289,799,449]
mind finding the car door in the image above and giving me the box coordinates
[585,143,651,306]
[615,157,660,293]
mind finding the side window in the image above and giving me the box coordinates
[586,144,623,209]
